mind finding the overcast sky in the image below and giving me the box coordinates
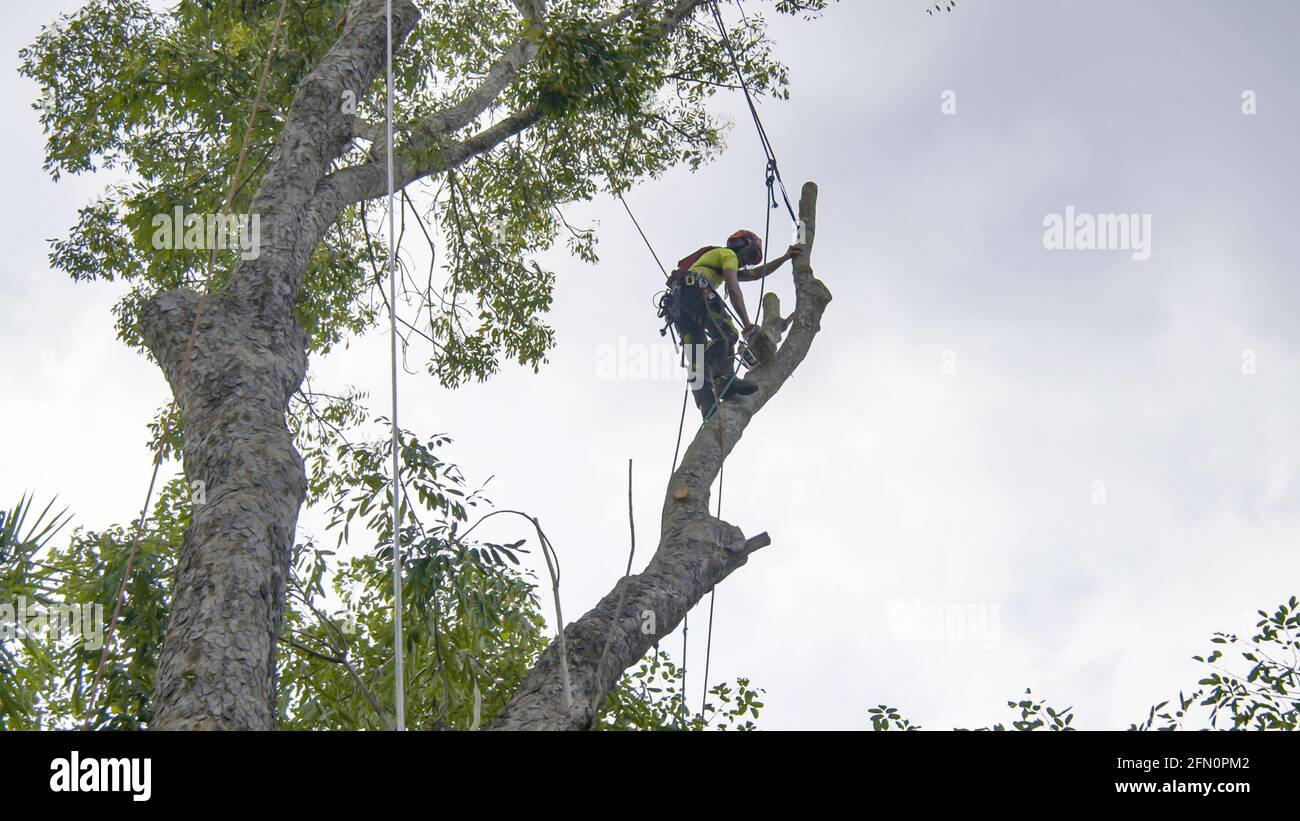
[3,0,1299,730]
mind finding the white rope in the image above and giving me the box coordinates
[386,0,406,732]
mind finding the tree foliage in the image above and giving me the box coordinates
[20,0,825,383]
[1,389,764,730]
[870,598,1300,731]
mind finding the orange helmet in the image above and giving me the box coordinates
[726,229,763,264]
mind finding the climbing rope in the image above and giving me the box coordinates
[696,0,807,718]
[606,0,801,729]
[385,0,407,733]
[700,582,717,717]
[758,161,776,314]
[612,191,741,725]
[709,1,798,225]
[615,191,668,279]
[699,402,728,717]
[83,0,291,729]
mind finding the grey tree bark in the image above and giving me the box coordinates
[136,0,718,729]
[140,0,423,730]
[489,182,830,730]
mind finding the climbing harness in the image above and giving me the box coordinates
[617,0,807,725]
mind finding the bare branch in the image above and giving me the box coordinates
[488,182,830,730]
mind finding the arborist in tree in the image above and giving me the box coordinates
[660,229,803,418]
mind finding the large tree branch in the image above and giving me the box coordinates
[309,104,545,237]
[134,0,731,731]
[226,0,420,323]
[139,0,422,731]
[489,182,830,730]
[511,0,548,24]
[308,0,713,218]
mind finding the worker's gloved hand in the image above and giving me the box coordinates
[740,324,759,368]
[786,243,804,259]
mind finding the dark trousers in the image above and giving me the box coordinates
[669,274,739,416]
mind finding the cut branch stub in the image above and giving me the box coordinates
[488,182,830,731]
[748,291,790,365]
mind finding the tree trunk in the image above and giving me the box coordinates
[141,292,308,729]
[489,182,830,730]
[142,0,421,730]
[133,0,749,730]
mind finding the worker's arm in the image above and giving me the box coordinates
[737,243,803,282]
[721,268,753,331]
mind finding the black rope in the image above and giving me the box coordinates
[680,611,689,727]
[711,0,794,381]
[611,2,806,726]
[696,1,798,723]
[701,586,716,717]
[616,190,669,279]
[709,0,798,225]
[670,388,689,474]
[757,162,775,322]
[701,400,728,716]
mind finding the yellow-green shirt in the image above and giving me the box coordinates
[688,247,739,290]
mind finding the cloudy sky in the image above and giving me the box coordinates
[3,0,1299,730]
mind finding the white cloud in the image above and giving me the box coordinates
[4,0,1299,731]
